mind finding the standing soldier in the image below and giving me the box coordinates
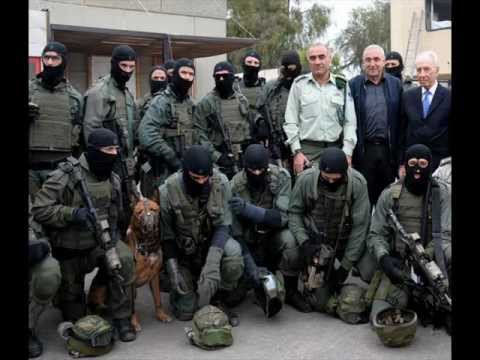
[237,49,265,111]
[138,58,196,197]
[29,196,62,358]
[160,146,244,326]
[284,42,357,175]
[29,41,83,197]
[83,45,138,228]
[32,129,137,342]
[195,61,259,180]
[136,65,168,121]
[229,144,300,314]
[257,50,302,172]
[288,147,373,321]
[384,51,416,91]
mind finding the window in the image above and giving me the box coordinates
[426,0,451,31]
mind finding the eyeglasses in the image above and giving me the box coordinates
[407,158,429,168]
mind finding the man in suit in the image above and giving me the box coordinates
[349,44,403,206]
[399,50,450,174]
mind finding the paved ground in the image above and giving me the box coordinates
[36,271,451,360]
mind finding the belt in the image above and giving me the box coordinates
[30,159,63,171]
[301,139,342,148]
[365,137,387,145]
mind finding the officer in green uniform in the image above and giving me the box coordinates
[29,196,62,358]
[83,45,138,224]
[288,148,373,318]
[135,65,168,122]
[283,43,357,175]
[367,144,451,322]
[228,144,300,308]
[29,41,84,197]
[160,146,244,326]
[194,61,260,180]
[32,129,137,342]
[236,49,266,111]
[257,50,302,172]
[138,58,196,197]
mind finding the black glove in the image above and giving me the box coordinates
[255,119,270,142]
[71,208,94,228]
[330,266,349,287]
[29,239,50,267]
[229,196,266,223]
[28,101,40,122]
[299,240,321,267]
[167,157,182,172]
[217,153,235,169]
[379,255,405,285]
[166,258,190,295]
[211,225,230,250]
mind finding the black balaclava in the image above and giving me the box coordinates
[385,51,404,80]
[404,144,432,195]
[182,145,213,198]
[149,65,168,94]
[280,50,302,89]
[110,45,136,88]
[164,60,176,83]
[242,49,262,86]
[86,128,119,181]
[213,61,236,99]
[41,41,68,89]
[170,58,195,100]
[244,144,269,191]
[318,148,348,192]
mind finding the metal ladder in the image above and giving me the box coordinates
[404,9,424,78]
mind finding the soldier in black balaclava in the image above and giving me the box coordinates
[182,144,213,200]
[213,61,236,99]
[85,128,119,181]
[170,58,195,100]
[110,45,137,88]
[29,41,84,197]
[403,144,433,195]
[280,50,302,90]
[318,146,349,192]
[164,59,176,83]
[149,65,168,95]
[238,49,266,111]
[385,51,416,91]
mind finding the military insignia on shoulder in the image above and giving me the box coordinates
[334,74,347,90]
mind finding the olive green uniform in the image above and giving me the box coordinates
[29,76,84,197]
[194,89,255,179]
[159,169,244,320]
[367,179,451,320]
[237,77,265,111]
[230,164,298,275]
[31,155,135,322]
[138,86,195,196]
[288,166,374,317]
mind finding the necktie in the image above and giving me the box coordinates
[422,90,431,118]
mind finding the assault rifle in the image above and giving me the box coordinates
[212,112,239,174]
[387,209,451,332]
[261,101,284,168]
[72,165,126,298]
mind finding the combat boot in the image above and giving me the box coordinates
[284,275,312,313]
[113,318,137,342]
[211,297,240,327]
[29,329,43,358]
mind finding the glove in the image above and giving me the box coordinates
[28,101,40,122]
[379,255,405,285]
[71,208,94,228]
[330,266,349,288]
[299,240,321,267]
[255,119,270,142]
[167,157,182,172]
[210,225,229,250]
[229,196,266,223]
[166,258,190,295]
[217,153,235,169]
[29,238,50,267]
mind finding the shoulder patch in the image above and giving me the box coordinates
[334,75,347,90]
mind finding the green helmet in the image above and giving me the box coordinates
[185,305,233,350]
[58,315,114,358]
[336,284,368,324]
[373,308,417,347]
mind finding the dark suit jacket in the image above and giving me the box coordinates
[349,73,403,168]
[399,84,450,166]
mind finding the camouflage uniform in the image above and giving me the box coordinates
[31,155,135,323]
[237,77,266,111]
[288,166,375,320]
[159,169,244,320]
[29,76,83,197]
[367,178,451,321]
[138,86,195,197]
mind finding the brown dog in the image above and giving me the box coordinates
[127,194,172,331]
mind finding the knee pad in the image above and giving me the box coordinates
[220,256,244,291]
[32,271,62,304]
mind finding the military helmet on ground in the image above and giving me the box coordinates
[186,305,233,350]
[373,307,417,347]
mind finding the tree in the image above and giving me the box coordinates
[227,0,330,70]
[335,0,390,72]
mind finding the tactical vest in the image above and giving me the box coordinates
[390,182,432,256]
[165,170,225,256]
[29,82,73,161]
[305,170,353,254]
[268,85,290,134]
[50,158,119,250]
[218,95,251,144]
[161,98,195,157]
[239,81,263,110]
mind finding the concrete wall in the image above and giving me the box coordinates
[29,0,228,98]
[390,0,451,78]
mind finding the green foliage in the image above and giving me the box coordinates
[227,0,330,70]
[335,0,390,72]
